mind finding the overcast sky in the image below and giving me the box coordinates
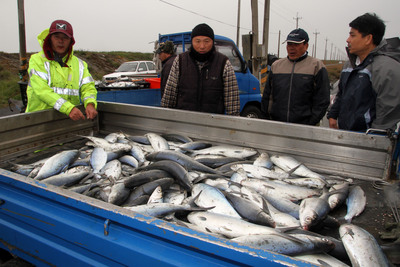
[1,0,399,60]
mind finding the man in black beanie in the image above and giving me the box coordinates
[161,23,240,116]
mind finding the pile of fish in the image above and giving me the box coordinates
[10,131,391,266]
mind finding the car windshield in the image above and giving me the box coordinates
[116,62,139,72]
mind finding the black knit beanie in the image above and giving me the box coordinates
[191,23,214,40]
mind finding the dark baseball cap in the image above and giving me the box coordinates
[283,28,309,44]
[49,20,74,40]
[155,41,175,54]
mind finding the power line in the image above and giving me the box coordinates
[159,0,251,31]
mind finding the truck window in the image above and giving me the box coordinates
[146,62,155,71]
[138,62,147,72]
[215,42,243,72]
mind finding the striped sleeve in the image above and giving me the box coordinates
[223,60,240,116]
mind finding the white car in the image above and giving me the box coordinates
[102,61,157,84]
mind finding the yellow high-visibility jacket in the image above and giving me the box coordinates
[25,29,97,116]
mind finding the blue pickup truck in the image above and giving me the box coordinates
[97,32,263,118]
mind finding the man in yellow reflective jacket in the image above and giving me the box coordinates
[26,19,98,121]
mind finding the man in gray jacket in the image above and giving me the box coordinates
[327,13,400,132]
[261,28,330,125]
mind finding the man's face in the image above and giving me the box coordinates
[286,42,308,60]
[50,32,71,56]
[158,52,169,61]
[192,36,213,54]
[346,27,371,56]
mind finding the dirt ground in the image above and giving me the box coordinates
[0,99,23,117]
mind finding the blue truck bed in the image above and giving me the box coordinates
[0,102,397,266]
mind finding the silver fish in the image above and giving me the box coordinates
[203,178,231,191]
[339,223,390,267]
[104,132,125,143]
[223,191,275,227]
[82,135,132,152]
[90,147,108,174]
[229,167,248,192]
[124,177,175,206]
[281,177,327,189]
[164,188,186,205]
[187,212,300,241]
[108,183,130,205]
[123,169,171,189]
[118,155,139,168]
[253,152,273,169]
[148,185,163,204]
[138,160,193,190]
[241,178,321,202]
[145,132,170,151]
[328,182,349,210]
[127,142,146,165]
[177,141,212,153]
[126,203,205,218]
[41,170,90,187]
[192,183,241,219]
[188,145,258,159]
[102,159,122,182]
[344,185,366,223]
[232,233,334,256]
[263,193,300,219]
[270,154,327,182]
[299,190,331,230]
[264,199,300,228]
[34,150,79,180]
[161,133,193,143]
[146,150,223,175]
[231,164,290,180]
[294,253,350,266]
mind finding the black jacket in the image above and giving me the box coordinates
[160,55,176,97]
[176,50,228,114]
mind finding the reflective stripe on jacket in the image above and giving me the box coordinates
[25,29,97,116]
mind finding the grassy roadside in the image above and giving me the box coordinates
[0,51,153,108]
[0,51,343,109]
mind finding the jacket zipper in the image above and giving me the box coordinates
[287,61,296,121]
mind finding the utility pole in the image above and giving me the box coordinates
[324,38,328,61]
[293,12,302,29]
[17,0,28,110]
[330,43,333,60]
[277,30,281,58]
[313,30,320,59]
[262,0,270,65]
[250,0,259,76]
[236,0,241,47]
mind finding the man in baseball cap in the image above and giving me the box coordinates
[283,28,309,44]
[261,28,330,126]
[155,41,176,97]
[42,20,75,65]
[25,19,98,121]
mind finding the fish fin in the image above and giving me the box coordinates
[275,226,303,233]
[317,259,333,267]
[287,163,302,175]
[272,232,306,244]
[261,196,271,213]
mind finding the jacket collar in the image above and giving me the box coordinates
[287,51,308,63]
